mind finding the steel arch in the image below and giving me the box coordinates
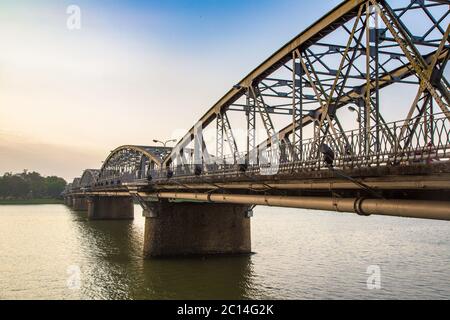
[163,0,449,174]
[97,145,171,185]
[71,178,81,191]
[80,169,100,188]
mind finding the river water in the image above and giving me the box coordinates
[0,204,449,300]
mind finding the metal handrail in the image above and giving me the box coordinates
[151,113,449,180]
[79,113,449,189]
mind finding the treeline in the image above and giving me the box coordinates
[0,171,67,199]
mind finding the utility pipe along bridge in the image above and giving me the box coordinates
[64,0,450,258]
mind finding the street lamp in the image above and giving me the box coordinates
[348,106,361,123]
[153,139,177,148]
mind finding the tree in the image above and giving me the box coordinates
[45,176,67,198]
[0,171,67,199]
[0,174,29,198]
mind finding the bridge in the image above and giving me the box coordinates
[64,0,450,258]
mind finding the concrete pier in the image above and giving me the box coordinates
[143,201,251,258]
[87,196,134,220]
[72,196,88,211]
[64,196,72,207]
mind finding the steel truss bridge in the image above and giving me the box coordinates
[65,0,450,221]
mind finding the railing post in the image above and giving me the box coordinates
[393,121,398,164]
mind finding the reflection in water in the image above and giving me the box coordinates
[135,256,254,300]
[70,208,254,300]
[72,212,144,299]
[1,204,450,299]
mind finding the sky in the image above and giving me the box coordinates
[0,0,345,181]
[2,0,445,182]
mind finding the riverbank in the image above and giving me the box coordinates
[0,199,64,205]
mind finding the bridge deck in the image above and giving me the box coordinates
[72,162,450,201]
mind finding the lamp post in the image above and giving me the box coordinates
[348,106,361,123]
[153,139,177,148]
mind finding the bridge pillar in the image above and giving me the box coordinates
[72,196,88,211]
[143,201,251,258]
[87,196,134,220]
[67,196,74,207]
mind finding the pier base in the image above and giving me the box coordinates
[143,201,251,258]
[87,196,134,220]
[72,197,88,211]
[65,196,73,207]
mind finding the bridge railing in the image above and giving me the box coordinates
[147,113,449,180]
[95,171,143,187]
[77,113,449,190]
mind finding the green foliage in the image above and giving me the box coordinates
[0,170,67,200]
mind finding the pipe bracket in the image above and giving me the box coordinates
[354,197,371,216]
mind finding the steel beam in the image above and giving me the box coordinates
[147,192,450,221]
[163,0,367,166]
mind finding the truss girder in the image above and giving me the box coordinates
[146,1,449,175]
[98,145,165,183]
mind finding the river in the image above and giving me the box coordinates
[0,204,449,299]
